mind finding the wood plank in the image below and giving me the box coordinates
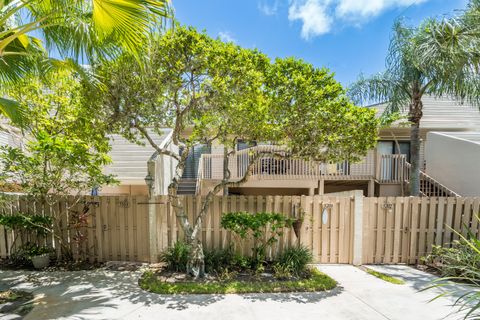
[301,196,312,253]
[221,196,229,249]
[417,197,428,260]
[320,197,329,263]
[347,197,354,264]
[443,198,456,246]
[273,196,281,258]
[338,197,346,263]
[425,198,437,256]
[134,196,142,261]
[127,196,136,261]
[384,197,395,264]
[238,196,247,255]
[472,198,480,239]
[312,196,320,262]
[400,197,410,264]
[461,198,473,237]
[435,198,446,246]
[409,197,419,264]
[362,197,371,264]
[212,196,220,250]
[375,197,385,263]
[452,198,464,241]
[329,197,339,263]
[119,197,127,261]
[86,196,96,263]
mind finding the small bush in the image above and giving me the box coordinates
[276,245,313,276]
[204,246,235,273]
[423,241,480,280]
[273,263,293,279]
[232,254,251,269]
[423,218,480,319]
[160,241,190,272]
[221,211,294,266]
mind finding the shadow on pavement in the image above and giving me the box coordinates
[1,269,343,319]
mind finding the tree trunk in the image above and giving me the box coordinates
[223,146,229,196]
[186,237,205,278]
[408,95,423,196]
[409,121,421,196]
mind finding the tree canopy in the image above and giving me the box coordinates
[93,26,378,277]
[349,14,480,195]
[0,70,115,200]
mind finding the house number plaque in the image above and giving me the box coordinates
[382,203,394,210]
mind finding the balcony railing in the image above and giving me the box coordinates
[404,163,460,197]
[197,145,377,181]
[376,154,408,183]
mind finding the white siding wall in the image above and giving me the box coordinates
[104,129,171,186]
[374,96,480,130]
[154,136,178,195]
[425,132,480,196]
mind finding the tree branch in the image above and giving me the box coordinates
[134,124,181,161]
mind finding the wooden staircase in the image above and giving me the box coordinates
[404,163,460,197]
[177,179,197,195]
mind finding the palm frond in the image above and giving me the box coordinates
[0,97,24,126]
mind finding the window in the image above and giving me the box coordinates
[377,140,410,161]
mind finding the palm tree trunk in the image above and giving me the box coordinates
[409,121,421,196]
[408,95,423,196]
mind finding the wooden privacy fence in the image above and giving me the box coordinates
[362,197,480,264]
[152,195,355,264]
[0,194,479,265]
[0,195,150,262]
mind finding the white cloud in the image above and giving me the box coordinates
[288,0,430,39]
[336,0,428,20]
[258,0,280,16]
[218,31,236,43]
[288,0,333,39]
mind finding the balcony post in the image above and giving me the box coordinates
[318,179,325,195]
[368,179,375,197]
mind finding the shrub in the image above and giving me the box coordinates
[273,263,293,279]
[423,217,480,319]
[160,241,190,272]
[204,246,235,274]
[276,245,313,276]
[423,241,480,280]
[221,211,294,266]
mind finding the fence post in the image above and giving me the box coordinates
[352,190,364,265]
[146,160,158,263]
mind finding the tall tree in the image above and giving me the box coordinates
[0,70,116,258]
[95,26,378,277]
[0,0,171,124]
[349,18,480,196]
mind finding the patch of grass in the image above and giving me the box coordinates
[139,268,337,294]
[361,267,405,285]
[0,290,31,303]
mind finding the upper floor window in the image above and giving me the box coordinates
[377,140,410,161]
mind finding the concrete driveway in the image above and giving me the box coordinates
[0,264,471,320]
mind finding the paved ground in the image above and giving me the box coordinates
[0,264,471,320]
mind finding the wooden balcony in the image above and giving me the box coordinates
[195,145,459,196]
[197,146,386,182]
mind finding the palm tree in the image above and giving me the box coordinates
[0,0,171,124]
[349,18,480,196]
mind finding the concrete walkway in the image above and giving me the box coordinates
[0,265,470,320]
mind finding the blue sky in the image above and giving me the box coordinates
[173,0,468,86]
